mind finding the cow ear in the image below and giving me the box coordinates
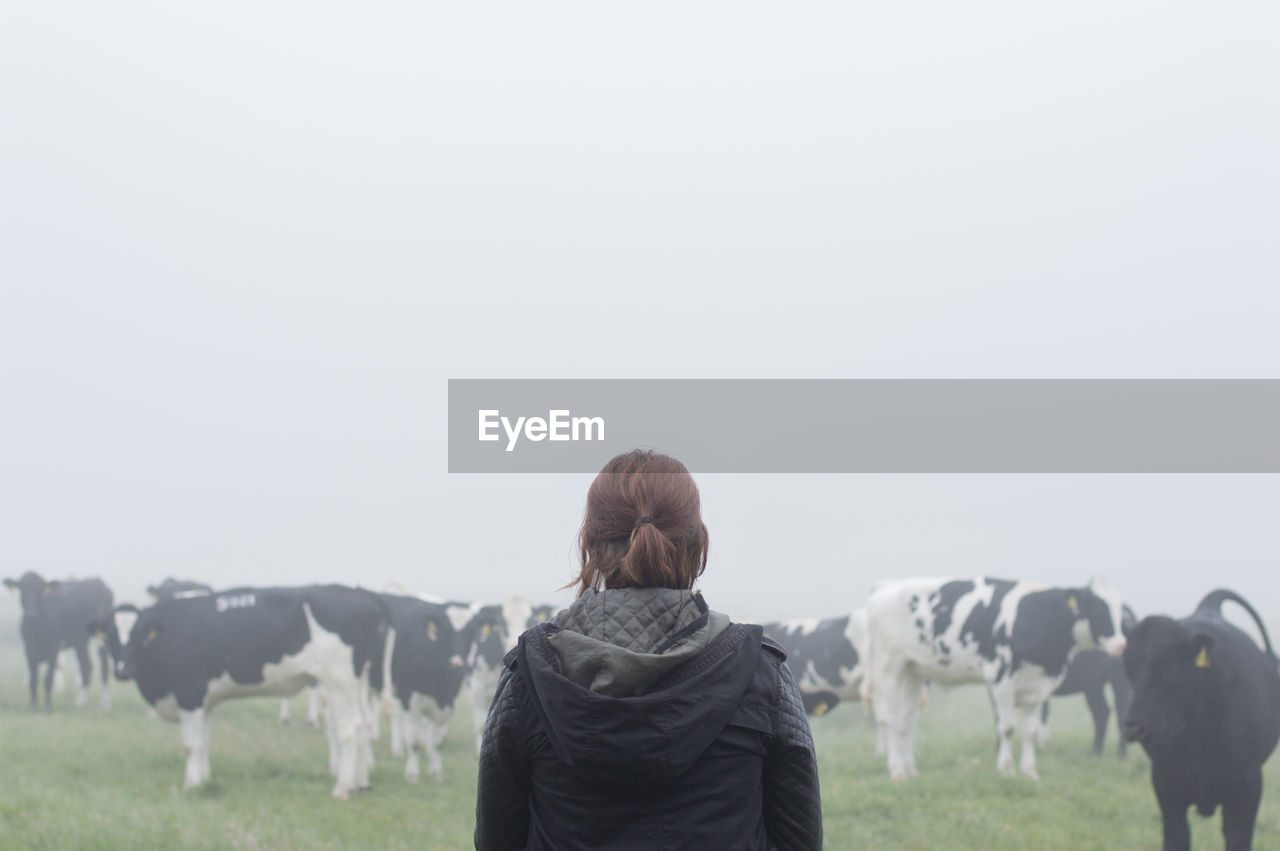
[1190,633,1215,669]
[3,578,16,590]
[146,586,158,596]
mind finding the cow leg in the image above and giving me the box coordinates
[880,666,924,780]
[424,713,451,781]
[307,684,322,728]
[1035,700,1052,746]
[26,654,40,710]
[1221,767,1263,851]
[323,683,363,799]
[42,658,57,711]
[279,697,291,724]
[1016,703,1043,780]
[367,686,382,741]
[325,706,340,775]
[355,681,375,789]
[390,702,405,757]
[1152,766,1191,851]
[73,644,92,708]
[403,706,423,782]
[96,641,111,710]
[200,710,212,782]
[989,683,1018,776]
[180,708,209,788]
[1083,685,1109,756]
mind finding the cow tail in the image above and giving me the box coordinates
[1196,589,1277,659]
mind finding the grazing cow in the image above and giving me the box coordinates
[865,575,1127,780]
[764,609,870,717]
[1040,605,1138,758]
[379,593,474,781]
[5,572,115,711]
[147,578,214,600]
[1123,590,1280,851]
[91,585,389,798]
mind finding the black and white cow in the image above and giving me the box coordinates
[1039,605,1138,758]
[147,578,214,600]
[764,608,870,718]
[5,571,115,711]
[92,585,389,798]
[864,575,1127,780]
[378,593,474,781]
[463,597,553,752]
[1123,589,1280,851]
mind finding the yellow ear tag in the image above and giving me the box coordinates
[481,624,492,640]
[1068,594,1079,614]
[94,631,106,642]
[1195,646,1211,668]
[427,622,438,640]
[814,702,828,716]
[43,586,54,596]
[538,612,548,623]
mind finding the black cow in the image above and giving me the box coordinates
[1123,589,1280,850]
[147,578,213,600]
[92,585,389,798]
[378,593,473,781]
[5,571,114,711]
[1040,605,1138,758]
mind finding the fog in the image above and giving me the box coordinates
[2,5,1278,639]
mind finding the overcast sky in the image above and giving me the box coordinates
[2,4,1278,637]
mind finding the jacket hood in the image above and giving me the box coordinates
[516,588,764,790]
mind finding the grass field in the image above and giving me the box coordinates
[2,646,1278,850]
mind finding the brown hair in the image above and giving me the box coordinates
[570,449,709,596]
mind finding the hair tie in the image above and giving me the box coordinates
[634,516,654,528]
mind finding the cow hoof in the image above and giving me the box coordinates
[1022,769,1041,782]
[331,787,351,801]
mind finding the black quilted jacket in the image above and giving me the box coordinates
[474,591,823,850]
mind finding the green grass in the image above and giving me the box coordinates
[2,646,1278,850]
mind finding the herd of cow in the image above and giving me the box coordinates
[5,570,1280,849]
[3,572,550,799]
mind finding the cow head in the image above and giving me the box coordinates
[1122,615,1216,750]
[462,604,510,672]
[1068,576,1127,656]
[423,604,471,671]
[87,604,145,680]
[4,572,60,614]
